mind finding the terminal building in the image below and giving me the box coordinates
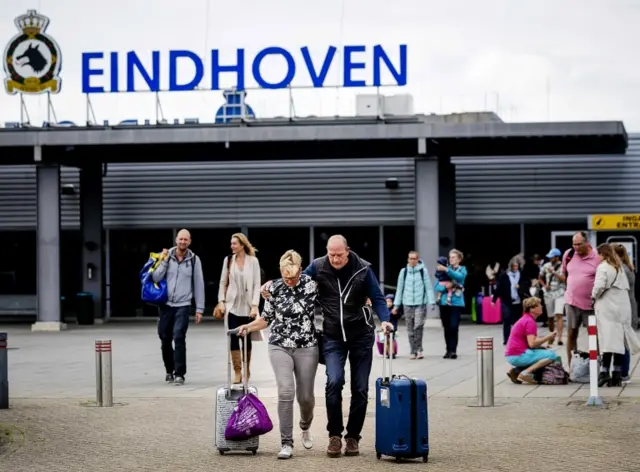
[0,93,634,326]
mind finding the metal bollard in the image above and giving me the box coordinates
[586,315,603,407]
[95,339,113,407]
[0,333,8,409]
[476,336,494,407]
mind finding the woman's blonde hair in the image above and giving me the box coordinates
[523,296,541,313]
[597,243,621,271]
[232,232,257,257]
[280,250,302,278]
[449,249,464,263]
[613,243,634,271]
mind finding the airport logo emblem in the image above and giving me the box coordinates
[3,10,62,95]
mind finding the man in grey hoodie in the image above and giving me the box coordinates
[152,229,205,385]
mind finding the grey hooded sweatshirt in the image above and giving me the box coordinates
[151,247,205,313]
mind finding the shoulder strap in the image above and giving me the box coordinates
[402,267,408,283]
[420,268,427,304]
[190,252,197,309]
[223,255,233,297]
[563,249,575,276]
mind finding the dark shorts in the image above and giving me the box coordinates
[565,304,593,330]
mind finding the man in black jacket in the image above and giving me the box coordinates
[492,261,531,345]
[262,235,392,458]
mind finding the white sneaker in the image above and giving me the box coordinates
[301,429,313,449]
[278,444,293,459]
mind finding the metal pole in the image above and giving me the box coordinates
[0,333,9,409]
[476,336,494,407]
[95,340,113,407]
[586,316,603,406]
[101,340,113,407]
[95,340,103,406]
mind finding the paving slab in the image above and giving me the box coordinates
[0,320,638,471]
[1,396,639,472]
[1,320,638,401]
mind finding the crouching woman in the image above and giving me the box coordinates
[237,250,319,460]
[505,297,560,384]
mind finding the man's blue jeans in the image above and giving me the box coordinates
[157,305,190,377]
[323,332,374,441]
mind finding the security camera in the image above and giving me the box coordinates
[385,178,399,190]
[61,184,75,195]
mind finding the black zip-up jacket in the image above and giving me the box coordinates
[492,270,531,305]
[304,251,389,342]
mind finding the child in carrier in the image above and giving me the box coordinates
[435,256,458,305]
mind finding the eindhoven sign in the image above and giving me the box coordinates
[4,10,408,96]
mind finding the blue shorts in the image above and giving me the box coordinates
[506,349,560,368]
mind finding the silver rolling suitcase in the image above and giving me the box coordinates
[215,328,259,455]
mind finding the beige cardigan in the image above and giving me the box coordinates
[218,254,261,316]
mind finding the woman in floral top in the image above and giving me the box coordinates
[237,249,319,460]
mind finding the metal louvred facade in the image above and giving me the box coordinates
[452,134,640,224]
[0,166,80,230]
[0,158,415,230]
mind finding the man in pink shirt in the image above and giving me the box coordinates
[561,231,599,366]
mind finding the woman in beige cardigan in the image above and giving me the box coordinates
[215,233,262,384]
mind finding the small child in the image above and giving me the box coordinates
[435,256,454,305]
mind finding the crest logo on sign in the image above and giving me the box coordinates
[3,10,62,95]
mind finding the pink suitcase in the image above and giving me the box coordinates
[481,296,502,323]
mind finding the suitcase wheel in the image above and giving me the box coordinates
[423,454,429,463]
[376,453,381,460]
[395,457,401,463]
[218,450,225,456]
[252,450,257,456]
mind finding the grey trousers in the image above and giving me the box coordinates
[404,305,426,355]
[268,344,319,446]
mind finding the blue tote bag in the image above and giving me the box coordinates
[140,252,168,305]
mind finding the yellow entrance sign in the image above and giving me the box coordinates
[589,214,640,230]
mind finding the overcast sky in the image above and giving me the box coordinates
[1,0,639,129]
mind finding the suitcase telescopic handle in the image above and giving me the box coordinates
[382,330,393,380]
[226,328,249,394]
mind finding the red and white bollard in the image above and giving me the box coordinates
[586,315,603,407]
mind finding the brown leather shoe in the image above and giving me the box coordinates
[327,436,342,458]
[344,438,359,456]
[507,368,522,385]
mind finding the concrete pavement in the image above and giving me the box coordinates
[0,319,639,471]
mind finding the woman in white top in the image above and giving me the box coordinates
[592,243,640,387]
[215,233,262,384]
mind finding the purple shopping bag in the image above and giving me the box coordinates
[224,392,273,441]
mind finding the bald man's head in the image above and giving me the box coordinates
[327,234,349,269]
[176,229,192,252]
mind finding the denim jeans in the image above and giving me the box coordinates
[323,331,374,441]
[622,348,631,377]
[439,305,461,354]
[157,305,190,377]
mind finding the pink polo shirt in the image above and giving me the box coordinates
[505,313,537,357]
[562,247,599,311]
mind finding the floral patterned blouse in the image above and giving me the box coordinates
[262,274,318,348]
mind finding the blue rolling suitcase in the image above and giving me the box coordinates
[375,333,429,463]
